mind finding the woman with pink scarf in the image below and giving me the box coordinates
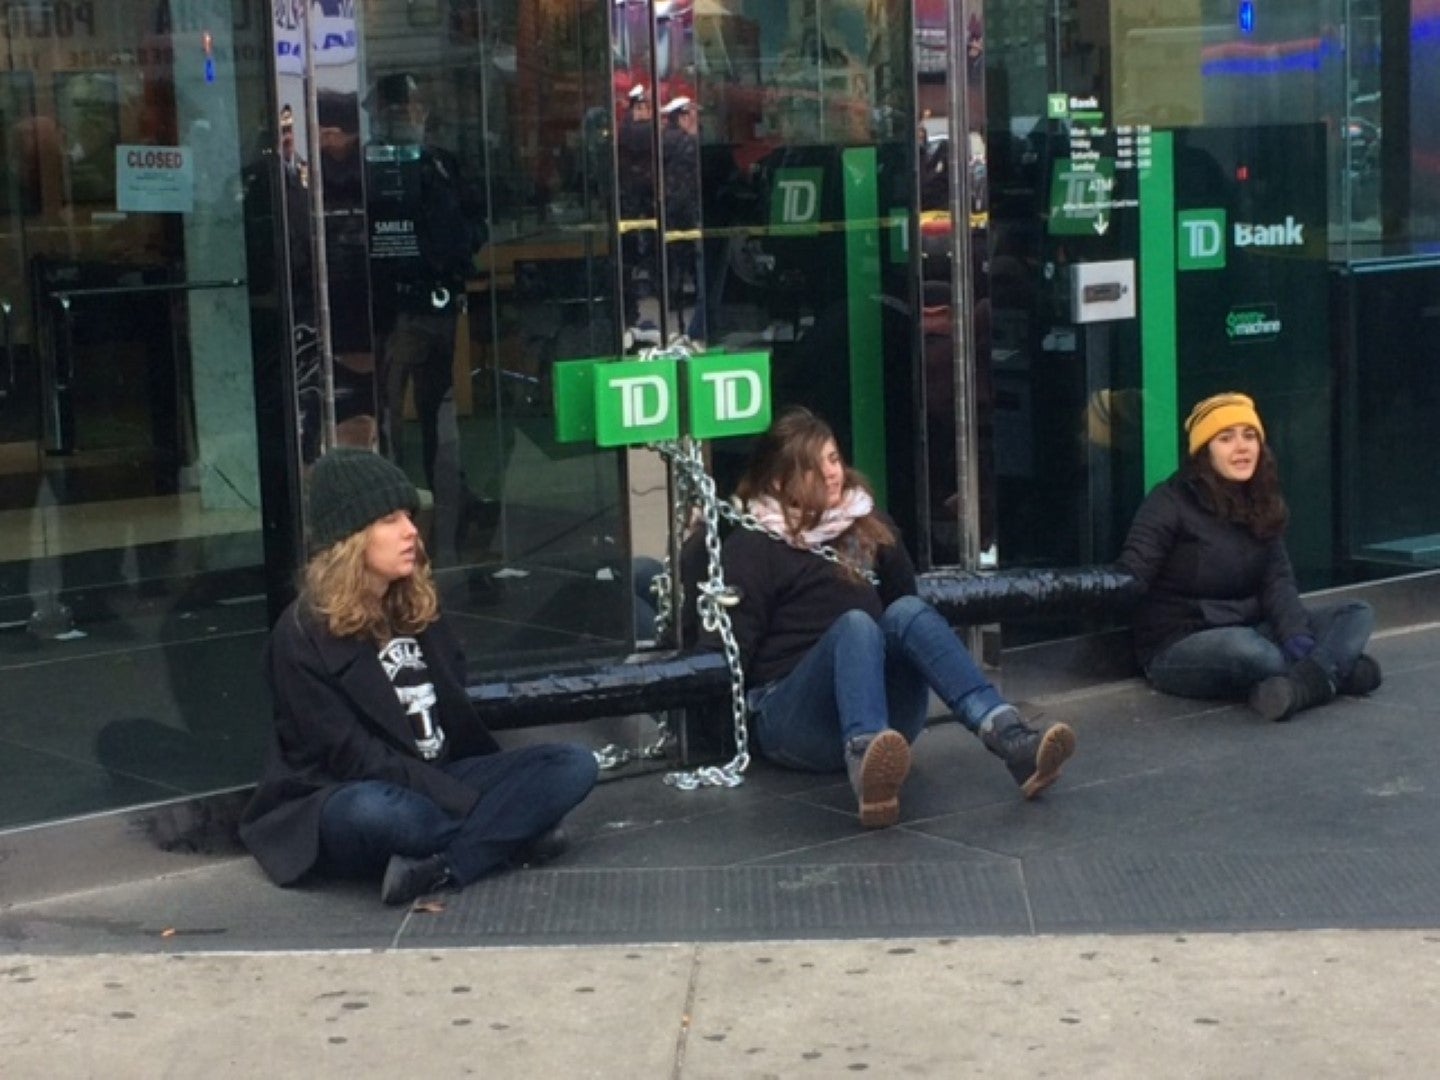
[719,408,1077,828]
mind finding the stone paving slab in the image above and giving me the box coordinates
[4,932,1440,1079]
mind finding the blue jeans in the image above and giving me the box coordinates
[317,743,597,885]
[1145,600,1374,701]
[751,596,1005,772]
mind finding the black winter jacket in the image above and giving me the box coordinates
[239,601,500,886]
[1116,473,1310,668]
[720,515,917,687]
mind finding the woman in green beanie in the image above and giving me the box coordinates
[240,448,597,906]
[1117,392,1380,721]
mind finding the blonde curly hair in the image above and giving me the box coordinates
[302,524,439,642]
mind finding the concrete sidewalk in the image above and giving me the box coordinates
[5,931,1438,1078]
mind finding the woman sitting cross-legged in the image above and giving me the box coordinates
[1116,391,1381,720]
[717,407,1076,827]
[240,448,598,906]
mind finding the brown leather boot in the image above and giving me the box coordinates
[844,730,911,829]
[979,706,1077,799]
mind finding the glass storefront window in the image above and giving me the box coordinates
[980,0,1440,600]
[0,1,282,828]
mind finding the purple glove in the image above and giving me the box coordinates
[1282,634,1316,662]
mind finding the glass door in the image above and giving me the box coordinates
[0,1,278,828]
[327,0,634,670]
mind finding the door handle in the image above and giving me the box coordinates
[55,296,73,390]
[0,299,10,399]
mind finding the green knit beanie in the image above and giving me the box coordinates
[307,448,420,551]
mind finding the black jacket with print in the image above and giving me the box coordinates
[1116,473,1310,669]
[239,600,500,886]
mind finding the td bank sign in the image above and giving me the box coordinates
[1176,209,1307,271]
[554,351,772,447]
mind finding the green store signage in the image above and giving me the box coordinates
[1048,158,1117,236]
[770,167,824,235]
[1177,208,1309,271]
[1225,304,1282,343]
[553,351,772,448]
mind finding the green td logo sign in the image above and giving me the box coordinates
[1177,209,1227,270]
[770,168,823,234]
[595,359,680,445]
[687,352,770,439]
[554,351,772,448]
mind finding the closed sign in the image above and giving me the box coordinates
[116,144,194,213]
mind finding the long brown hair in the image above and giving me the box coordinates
[302,525,440,642]
[1182,440,1289,540]
[735,407,894,565]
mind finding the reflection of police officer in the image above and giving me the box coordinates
[617,84,658,347]
[660,96,702,342]
[364,73,493,560]
[278,104,315,325]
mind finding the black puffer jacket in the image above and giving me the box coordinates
[1116,473,1309,668]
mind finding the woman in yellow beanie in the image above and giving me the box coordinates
[1116,392,1380,720]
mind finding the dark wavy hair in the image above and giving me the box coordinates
[734,407,894,567]
[1182,440,1289,540]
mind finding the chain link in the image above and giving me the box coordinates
[593,729,671,771]
[658,433,752,788]
[586,340,751,787]
[714,501,880,586]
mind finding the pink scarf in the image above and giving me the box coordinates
[746,489,875,549]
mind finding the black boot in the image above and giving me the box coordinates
[844,730,911,829]
[510,824,571,868]
[1248,656,1336,722]
[380,853,455,906]
[1338,653,1382,697]
[978,706,1076,799]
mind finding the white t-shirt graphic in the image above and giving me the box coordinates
[378,636,446,760]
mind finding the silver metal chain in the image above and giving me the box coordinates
[591,339,751,788]
[714,500,880,586]
[593,732,670,771]
[659,433,751,789]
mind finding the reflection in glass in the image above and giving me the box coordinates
[355,0,632,669]
[677,0,919,532]
[0,1,277,828]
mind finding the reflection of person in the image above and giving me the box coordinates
[917,120,948,210]
[1117,393,1382,720]
[277,103,314,325]
[617,83,658,348]
[239,449,598,906]
[718,409,1076,828]
[315,90,376,451]
[363,73,493,558]
[660,95,703,341]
